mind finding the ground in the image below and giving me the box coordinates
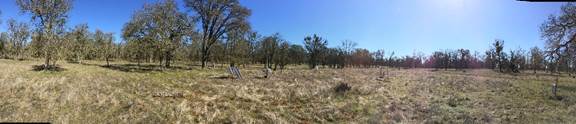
[0,59,575,123]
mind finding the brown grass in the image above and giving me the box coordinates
[0,59,575,123]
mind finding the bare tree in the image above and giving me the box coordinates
[247,32,261,64]
[373,49,385,66]
[259,33,281,69]
[6,19,30,60]
[273,41,290,70]
[493,39,504,72]
[224,22,251,66]
[184,0,251,69]
[541,3,576,73]
[457,49,470,70]
[539,3,576,99]
[340,40,357,67]
[304,34,328,69]
[0,33,8,58]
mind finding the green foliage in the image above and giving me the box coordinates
[6,19,30,60]
[273,41,290,69]
[530,47,545,72]
[325,47,345,68]
[122,0,190,67]
[67,24,90,62]
[17,0,72,68]
[0,33,8,58]
[288,44,306,65]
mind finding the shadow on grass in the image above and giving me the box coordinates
[210,75,234,80]
[558,85,576,93]
[66,61,108,67]
[185,63,202,67]
[101,64,192,73]
[31,65,67,72]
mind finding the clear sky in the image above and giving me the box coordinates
[0,0,566,56]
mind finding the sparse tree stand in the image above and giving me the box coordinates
[17,0,72,70]
[259,34,279,69]
[69,24,90,64]
[122,0,189,68]
[6,19,30,60]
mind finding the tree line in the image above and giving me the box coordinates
[1,0,576,73]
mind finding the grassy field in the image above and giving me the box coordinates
[0,59,575,123]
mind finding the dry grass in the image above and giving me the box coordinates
[0,59,575,123]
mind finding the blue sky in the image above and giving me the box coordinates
[0,0,566,56]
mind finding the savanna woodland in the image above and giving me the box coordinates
[0,0,576,123]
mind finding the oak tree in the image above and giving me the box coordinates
[184,0,251,68]
[304,34,327,69]
[17,0,72,69]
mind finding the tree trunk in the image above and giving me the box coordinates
[52,56,57,66]
[78,55,82,64]
[201,60,206,68]
[165,53,171,68]
[137,53,142,67]
[16,48,21,60]
[201,47,209,69]
[553,60,560,99]
[149,52,154,63]
[44,47,51,69]
[106,58,109,67]
[201,54,208,69]
[45,55,51,68]
[499,63,503,72]
[159,56,163,67]
[274,63,278,71]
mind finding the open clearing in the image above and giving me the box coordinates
[0,59,575,123]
